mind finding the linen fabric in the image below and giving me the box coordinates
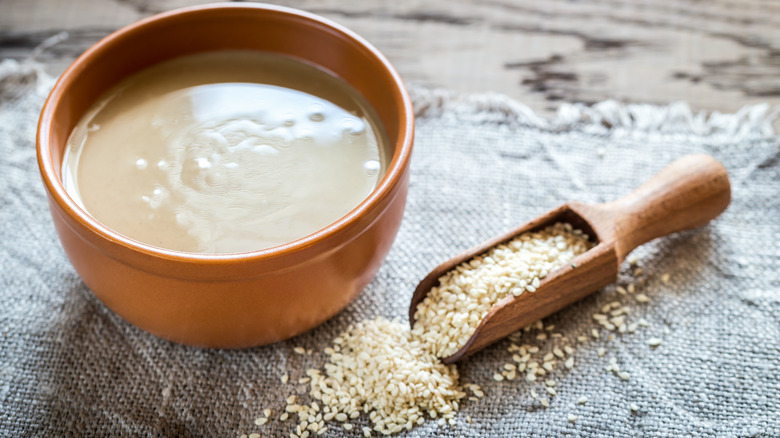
[1,59,778,437]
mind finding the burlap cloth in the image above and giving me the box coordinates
[1,58,778,437]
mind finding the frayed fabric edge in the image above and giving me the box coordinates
[0,32,67,100]
[409,84,779,142]
[1,57,776,143]
[0,59,53,100]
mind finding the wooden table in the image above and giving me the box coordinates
[2,0,779,117]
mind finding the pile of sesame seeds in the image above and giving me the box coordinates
[411,222,594,358]
[304,317,477,436]
[242,317,484,438]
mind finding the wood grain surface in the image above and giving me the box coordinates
[2,0,779,116]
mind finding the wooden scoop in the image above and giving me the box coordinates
[409,154,731,364]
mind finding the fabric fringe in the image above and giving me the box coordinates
[0,32,66,100]
[0,59,51,100]
[409,85,779,142]
[1,53,777,143]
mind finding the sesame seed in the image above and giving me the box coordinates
[635,294,650,303]
[618,371,631,381]
[630,403,640,412]
[546,387,557,396]
[263,409,272,418]
[343,424,353,431]
[567,414,578,423]
[627,283,636,294]
[661,273,670,284]
[294,346,306,355]
[597,347,606,357]
[248,434,260,438]
[648,338,663,347]
[281,374,289,384]
[493,373,504,381]
[577,396,588,405]
[254,418,268,426]
[564,357,575,369]
[540,397,550,408]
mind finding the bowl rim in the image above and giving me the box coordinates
[36,2,414,266]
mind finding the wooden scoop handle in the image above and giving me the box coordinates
[586,154,731,262]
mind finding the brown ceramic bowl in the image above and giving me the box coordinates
[36,3,413,348]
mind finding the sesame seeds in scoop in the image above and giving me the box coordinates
[411,223,594,358]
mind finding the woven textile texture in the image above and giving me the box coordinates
[1,59,779,437]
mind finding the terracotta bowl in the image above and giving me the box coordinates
[36,3,413,348]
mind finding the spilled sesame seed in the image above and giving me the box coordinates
[249,225,677,436]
